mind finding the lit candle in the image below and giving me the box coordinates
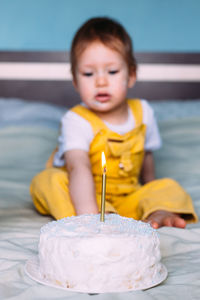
[100,152,107,222]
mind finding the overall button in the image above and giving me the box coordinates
[119,163,124,169]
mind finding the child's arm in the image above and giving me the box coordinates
[141,151,155,184]
[64,149,99,215]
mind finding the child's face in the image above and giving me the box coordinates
[74,41,135,114]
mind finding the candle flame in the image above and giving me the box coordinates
[101,152,106,173]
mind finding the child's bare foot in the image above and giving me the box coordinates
[145,210,186,229]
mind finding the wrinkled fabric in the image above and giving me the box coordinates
[0,98,200,299]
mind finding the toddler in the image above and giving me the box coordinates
[30,17,197,228]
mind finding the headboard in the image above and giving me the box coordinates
[0,51,200,107]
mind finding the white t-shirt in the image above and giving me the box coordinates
[53,99,162,167]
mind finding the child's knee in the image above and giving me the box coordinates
[30,168,68,195]
[47,168,68,186]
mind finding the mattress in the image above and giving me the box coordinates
[0,98,200,299]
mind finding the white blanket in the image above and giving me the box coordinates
[0,99,200,299]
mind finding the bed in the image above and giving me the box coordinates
[0,51,200,300]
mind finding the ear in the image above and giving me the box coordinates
[128,72,136,88]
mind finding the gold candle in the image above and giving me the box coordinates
[100,152,107,222]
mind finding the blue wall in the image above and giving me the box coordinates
[0,0,200,52]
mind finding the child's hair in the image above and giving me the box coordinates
[70,17,137,81]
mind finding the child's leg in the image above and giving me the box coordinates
[137,178,197,222]
[111,178,198,224]
[30,168,117,220]
[96,194,117,214]
[30,167,75,219]
[109,192,141,220]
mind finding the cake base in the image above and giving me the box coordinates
[25,256,168,293]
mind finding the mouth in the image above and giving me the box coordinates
[95,93,111,103]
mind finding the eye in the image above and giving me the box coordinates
[82,72,93,77]
[109,70,119,75]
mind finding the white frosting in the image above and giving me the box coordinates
[39,214,162,292]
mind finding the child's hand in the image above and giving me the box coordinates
[145,210,186,229]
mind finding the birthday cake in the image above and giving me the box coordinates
[38,214,165,292]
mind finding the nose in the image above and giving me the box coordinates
[95,73,108,87]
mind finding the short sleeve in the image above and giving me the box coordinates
[53,111,94,166]
[141,99,162,151]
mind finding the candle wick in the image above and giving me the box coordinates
[103,166,106,173]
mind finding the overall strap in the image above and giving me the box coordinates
[71,105,107,134]
[127,99,143,126]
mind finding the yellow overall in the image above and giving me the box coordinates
[30,99,198,222]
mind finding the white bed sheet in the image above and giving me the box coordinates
[0,98,200,300]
